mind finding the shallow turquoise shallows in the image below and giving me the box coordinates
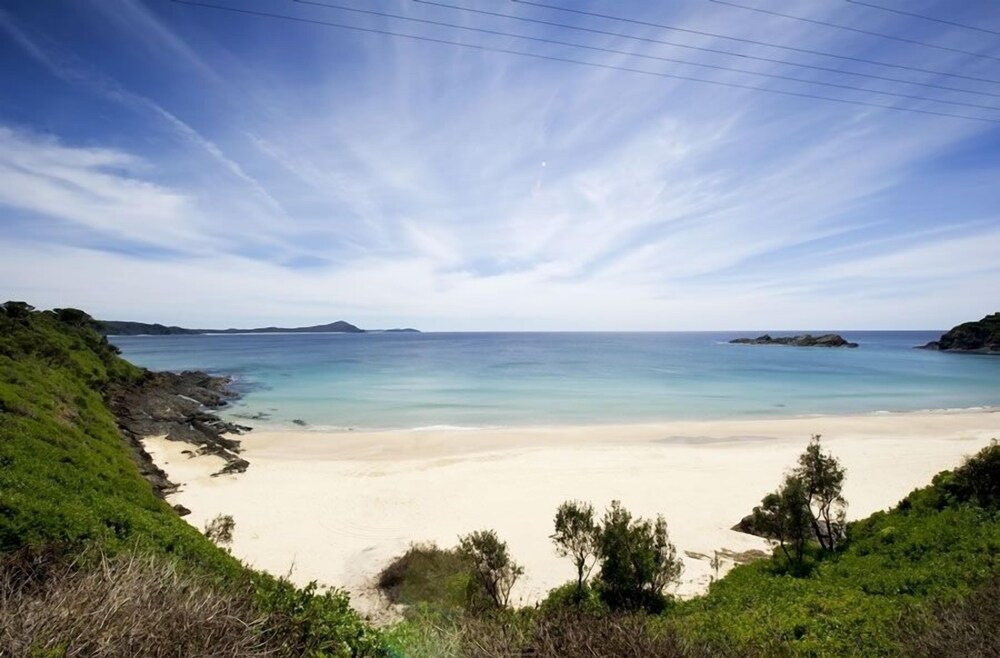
[110,331,1000,430]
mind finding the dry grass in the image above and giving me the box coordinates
[900,577,1000,658]
[432,611,742,658]
[0,546,277,658]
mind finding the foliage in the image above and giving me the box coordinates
[550,499,599,600]
[538,580,608,616]
[752,475,812,572]
[673,441,1000,656]
[0,302,386,656]
[377,543,471,610]
[795,434,847,551]
[204,514,236,546]
[941,438,1000,509]
[595,500,682,612]
[458,530,524,611]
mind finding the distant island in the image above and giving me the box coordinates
[99,320,420,336]
[919,312,1000,355]
[730,333,859,348]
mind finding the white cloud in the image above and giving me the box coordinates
[1,0,998,329]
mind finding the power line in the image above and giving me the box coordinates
[289,0,999,112]
[509,0,1000,85]
[844,0,1000,37]
[708,0,1000,62]
[167,0,1000,124]
[412,0,1000,99]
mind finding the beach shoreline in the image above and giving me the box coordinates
[145,407,1000,620]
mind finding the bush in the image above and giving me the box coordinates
[377,543,471,610]
[949,439,1000,509]
[204,514,236,546]
[551,500,599,601]
[595,501,682,613]
[538,580,608,616]
[458,530,524,611]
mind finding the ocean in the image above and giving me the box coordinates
[110,331,1000,430]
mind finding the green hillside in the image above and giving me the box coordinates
[0,302,384,657]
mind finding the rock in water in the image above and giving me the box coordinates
[730,333,859,348]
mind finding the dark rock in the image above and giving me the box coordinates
[916,313,1000,354]
[212,458,250,477]
[291,419,308,426]
[730,333,859,348]
[172,504,192,516]
[732,514,771,537]
[108,369,251,498]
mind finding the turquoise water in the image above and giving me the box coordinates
[110,332,1000,430]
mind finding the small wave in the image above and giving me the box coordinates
[409,424,489,432]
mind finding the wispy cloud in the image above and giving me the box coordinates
[0,0,998,328]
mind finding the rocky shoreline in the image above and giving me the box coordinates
[730,333,859,348]
[918,312,1000,355]
[108,370,250,512]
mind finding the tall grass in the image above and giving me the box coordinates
[0,547,275,658]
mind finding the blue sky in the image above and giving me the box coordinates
[1,0,998,330]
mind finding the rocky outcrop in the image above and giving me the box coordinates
[730,333,859,348]
[108,370,251,497]
[918,313,1000,355]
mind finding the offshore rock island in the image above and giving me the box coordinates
[729,333,859,348]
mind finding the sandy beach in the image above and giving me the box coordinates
[145,409,1000,618]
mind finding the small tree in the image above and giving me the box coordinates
[794,434,847,551]
[458,530,524,610]
[752,475,811,570]
[594,501,682,612]
[551,500,599,600]
[203,514,235,546]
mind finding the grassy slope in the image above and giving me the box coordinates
[0,304,384,656]
[672,493,1000,656]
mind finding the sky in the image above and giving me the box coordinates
[1,0,999,331]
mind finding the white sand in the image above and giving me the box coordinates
[145,409,1000,618]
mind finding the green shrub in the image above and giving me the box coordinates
[377,543,471,610]
[595,500,682,613]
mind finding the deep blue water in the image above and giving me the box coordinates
[110,331,1000,430]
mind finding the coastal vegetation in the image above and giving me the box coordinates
[2,299,998,656]
[0,302,384,656]
[383,440,1000,657]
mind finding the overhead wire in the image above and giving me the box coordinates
[167,0,1000,124]
[509,0,1000,83]
[409,0,1000,99]
[287,0,998,112]
[708,0,1000,62]
[844,0,1000,38]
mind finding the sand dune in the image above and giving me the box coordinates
[145,408,1000,619]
